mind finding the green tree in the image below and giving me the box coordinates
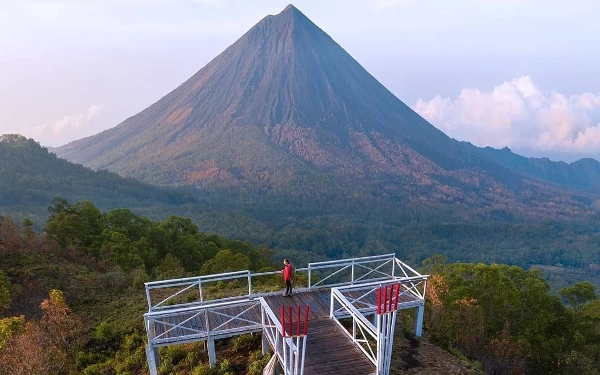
[200,249,251,275]
[0,316,25,350]
[47,196,71,219]
[0,271,10,311]
[155,254,185,280]
[559,282,598,312]
[45,200,104,251]
[21,217,33,239]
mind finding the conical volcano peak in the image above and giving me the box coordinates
[282,4,299,13]
[55,3,456,186]
[264,4,311,26]
[280,4,304,17]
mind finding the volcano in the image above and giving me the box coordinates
[55,5,600,218]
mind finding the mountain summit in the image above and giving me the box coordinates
[55,5,599,217]
[56,5,458,183]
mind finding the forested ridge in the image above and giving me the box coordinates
[2,134,599,292]
[0,134,195,222]
[1,199,599,374]
[0,199,275,374]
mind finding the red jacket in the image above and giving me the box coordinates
[283,264,293,281]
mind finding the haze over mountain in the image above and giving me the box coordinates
[55,5,600,219]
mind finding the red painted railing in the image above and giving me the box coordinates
[376,283,400,314]
[280,305,310,337]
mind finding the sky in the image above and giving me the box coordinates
[1,0,599,162]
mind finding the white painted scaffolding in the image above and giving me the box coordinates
[143,253,428,375]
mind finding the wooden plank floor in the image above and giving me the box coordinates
[303,317,376,375]
[264,290,332,319]
[264,290,376,375]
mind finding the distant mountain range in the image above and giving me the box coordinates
[53,5,599,220]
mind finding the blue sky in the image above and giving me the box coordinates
[1,0,599,162]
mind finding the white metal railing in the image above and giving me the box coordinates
[332,276,428,315]
[329,276,429,374]
[144,254,428,375]
[330,288,379,365]
[144,253,414,312]
[260,299,306,375]
[144,299,262,346]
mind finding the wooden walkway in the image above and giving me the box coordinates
[148,288,422,374]
[264,290,376,375]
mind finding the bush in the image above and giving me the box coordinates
[248,351,271,375]
[93,322,117,342]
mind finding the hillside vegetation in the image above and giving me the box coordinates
[0,134,194,224]
[2,135,599,293]
[1,200,599,374]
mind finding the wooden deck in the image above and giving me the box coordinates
[264,290,377,375]
[148,287,422,374]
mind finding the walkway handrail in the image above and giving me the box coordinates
[260,298,285,337]
[144,298,262,345]
[144,298,252,319]
[331,288,377,333]
[337,275,429,299]
[330,287,379,365]
[260,297,300,374]
[394,258,421,277]
[308,253,394,267]
[145,254,423,312]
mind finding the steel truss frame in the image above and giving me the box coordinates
[144,254,421,313]
[143,254,429,375]
[260,299,308,375]
[329,273,428,375]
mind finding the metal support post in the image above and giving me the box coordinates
[198,280,203,302]
[261,308,269,355]
[376,283,401,375]
[415,305,424,337]
[146,345,159,375]
[208,336,216,367]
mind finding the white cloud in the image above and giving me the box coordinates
[29,104,105,145]
[414,76,600,157]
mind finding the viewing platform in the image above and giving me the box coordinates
[144,254,429,375]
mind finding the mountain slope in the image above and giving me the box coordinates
[478,146,600,191]
[55,5,600,218]
[55,5,486,181]
[0,134,193,210]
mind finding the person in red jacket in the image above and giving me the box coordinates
[282,259,293,296]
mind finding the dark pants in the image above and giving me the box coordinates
[285,279,292,295]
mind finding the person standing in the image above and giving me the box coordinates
[282,259,293,296]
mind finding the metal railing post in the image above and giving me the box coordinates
[198,280,203,303]
[330,292,335,318]
[300,335,307,375]
[247,271,252,297]
[145,286,152,311]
